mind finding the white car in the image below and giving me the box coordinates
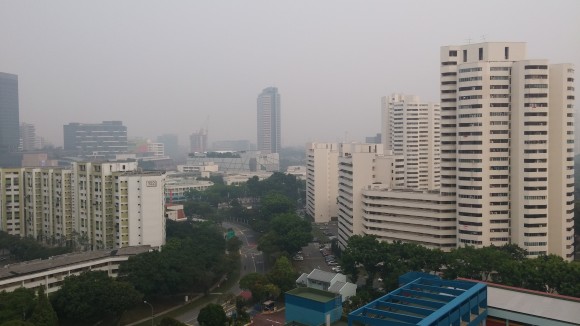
[293,255,304,261]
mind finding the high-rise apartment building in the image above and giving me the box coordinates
[257,87,281,154]
[0,72,20,152]
[20,122,39,151]
[440,42,574,259]
[190,129,208,154]
[306,143,340,223]
[382,93,441,190]
[336,143,404,248]
[0,162,166,249]
[63,121,128,158]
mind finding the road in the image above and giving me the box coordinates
[174,221,264,325]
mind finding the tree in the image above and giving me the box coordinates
[257,213,312,255]
[0,287,36,324]
[260,193,295,218]
[197,303,227,326]
[341,235,384,286]
[119,222,227,298]
[28,287,58,326]
[268,256,298,293]
[51,271,142,323]
[239,273,277,302]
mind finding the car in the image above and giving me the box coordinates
[331,266,342,272]
[293,255,304,261]
[327,261,338,266]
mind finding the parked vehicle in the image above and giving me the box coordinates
[293,255,304,261]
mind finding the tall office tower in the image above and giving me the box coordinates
[0,72,20,152]
[382,93,441,190]
[63,121,128,158]
[257,87,281,154]
[157,134,179,159]
[20,122,38,151]
[440,42,574,259]
[189,129,208,153]
[306,143,340,223]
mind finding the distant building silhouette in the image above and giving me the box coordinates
[157,133,179,158]
[0,72,20,153]
[63,121,128,158]
[189,128,208,153]
[20,122,39,151]
[257,87,281,154]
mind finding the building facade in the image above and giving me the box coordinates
[0,162,166,250]
[19,122,39,151]
[336,143,404,248]
[0,246,151,294]
[0,72,20,153]
[257,87,281,154]
[440,42,574,259]
[382,93,441,190]
[189,129,208,154]
[63,121,128,158]
[306,143,340,223]
[361,187,456,251]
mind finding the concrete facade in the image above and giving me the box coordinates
[440,42,574,259]
[382,93,441,190]
[361,187,456,251]
[306,143,339,223]
[0,162,166,250]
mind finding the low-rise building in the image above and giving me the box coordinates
[0,246,151,294]
[361,186,456,251]
[164,177,214,202]
[296,269,356,302]
[285,287,342,326]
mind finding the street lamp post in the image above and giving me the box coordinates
[144,301,154,326]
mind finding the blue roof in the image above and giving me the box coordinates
[348,273,487,326]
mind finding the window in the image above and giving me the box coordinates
[449,50,457,57]
[525,65,548,70]
[504,47,509,60]
[479,47,483,60]
[463,49,467,62]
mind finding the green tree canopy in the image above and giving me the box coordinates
[267,256,298,293]
[119,222,227,298]
[51,271,142,323]
[0,287,36,324]
[28,287,58,326]
[257,213,312,256]
[197,303,227,326]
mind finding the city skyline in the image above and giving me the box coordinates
[0,1,578,148]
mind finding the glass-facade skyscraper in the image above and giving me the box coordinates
[257,87,281,154]
[0,72,20,152]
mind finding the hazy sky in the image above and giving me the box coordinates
[1,1,579,148]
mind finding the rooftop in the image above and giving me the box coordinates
[0,246,151,280]
[349,273,487,326]
[307,269,338,283]
[287,287,339,303]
